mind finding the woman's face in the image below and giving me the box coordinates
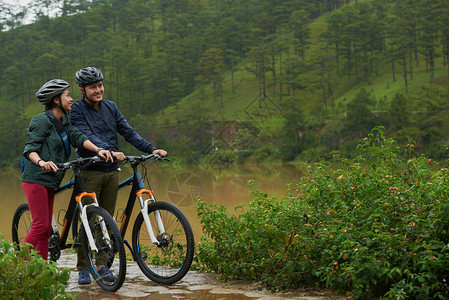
[58,89,73,111]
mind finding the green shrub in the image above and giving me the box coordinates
[196,127,449,298]
[0,236,72,299]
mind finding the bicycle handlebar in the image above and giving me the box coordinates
[56,153,168,170]
[56,156,104,170]
[123,153,169,163]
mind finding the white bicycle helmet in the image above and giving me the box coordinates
[36,79,70,105]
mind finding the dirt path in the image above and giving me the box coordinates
[61,253,345,299]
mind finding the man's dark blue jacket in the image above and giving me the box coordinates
[70,97,156,172]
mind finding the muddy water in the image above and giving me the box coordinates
[1,162,304,243]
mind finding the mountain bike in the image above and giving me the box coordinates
[72,153,195,284]
[11,156,126,292]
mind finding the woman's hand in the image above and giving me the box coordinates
[39,160,59,172]
[98,149,113,162]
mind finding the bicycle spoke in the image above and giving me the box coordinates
[132,201,194,284]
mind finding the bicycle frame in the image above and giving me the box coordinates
[52,159,111,255]
[51,178,79,253]
[55,155,166,259]
[116,157,165,254]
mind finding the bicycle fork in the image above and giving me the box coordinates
[137,189,165,246]
[76,192,112,252]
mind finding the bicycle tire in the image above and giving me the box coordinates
[12,203,63,262]
[74,204,117,269]
[11,203,31,251]
[132,201,194,284]
[81,206,126,292]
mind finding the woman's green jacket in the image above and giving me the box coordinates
[22,111,88,189]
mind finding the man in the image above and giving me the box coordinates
[70,66,167,284]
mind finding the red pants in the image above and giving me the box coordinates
[22,182,55,261]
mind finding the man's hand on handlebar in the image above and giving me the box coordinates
[152,149,168,157]
[98,149,113,162]
[111,151,126,162]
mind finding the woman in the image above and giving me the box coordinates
[22,79,113,261]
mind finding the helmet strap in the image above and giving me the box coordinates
[57,95,67,115]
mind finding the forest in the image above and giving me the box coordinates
[1,0,449,166]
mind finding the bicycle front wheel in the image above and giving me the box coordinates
[132,201,194,284]
[81,206,126,292]
[11,203,31,251]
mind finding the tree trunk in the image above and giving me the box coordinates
[430,48,435,84]
[213,80,217,102]
[262,55,266,101]
[392,59,396,82]
[220,83,223,108]
[321,62,327,110]
[328,56,334,113]
[115,66,120,105]
[446,50,449,75]
[414,45,419,67]
[403,55,408,93]
[363,49,368,81]
[279,51,283,103]
[409,48,413,81]
[129,86,133,116]
[335,43,340,73]
[347,42,352,79]
[271,55,276,95]
[231,67,235,94]
[354,42,359,82]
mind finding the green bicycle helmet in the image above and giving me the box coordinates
[75,67,104,87]
[36,79,70,106]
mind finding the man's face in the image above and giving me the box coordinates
[82,81,104,102]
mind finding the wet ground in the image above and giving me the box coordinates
[61,253,345,300]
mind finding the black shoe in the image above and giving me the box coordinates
[78,268,91,284]
[98,266,117,282]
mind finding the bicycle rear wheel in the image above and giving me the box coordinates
[12,203,63,262]
[11,203,31,250]
[81,206,126,292]
[132,201,194,284]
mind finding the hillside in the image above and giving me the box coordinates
[0,0,449,166]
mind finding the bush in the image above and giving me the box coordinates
[195,127,449,298]
[0,236,72,299]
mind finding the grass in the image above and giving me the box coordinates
[334,57,449,109]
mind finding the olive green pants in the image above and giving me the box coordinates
[76,170,120,271]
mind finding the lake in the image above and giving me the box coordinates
[0,161,305,244]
